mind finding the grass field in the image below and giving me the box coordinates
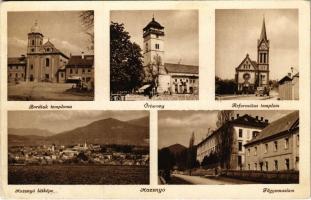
[8,82,94,101]
[9,165,149,184]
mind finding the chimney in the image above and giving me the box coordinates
[261,117,264,121]
[255,116,258,120]
[265,119,269,123]
[81,51,85,59]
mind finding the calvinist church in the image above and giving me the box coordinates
[8,21,94,86]
[142,17,199,94]
[235,18,270,94]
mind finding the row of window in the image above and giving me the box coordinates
[174,79,196,84]
[145,43,161,52]
[8,73,24,78]
[247,136,299,156]
[30,39,42,46]
[69,68,92,74]
[243,64,251,69]
[259,52,268,64]
[9,66,23,70]
[238,129,259,139]
[247,158,297,171]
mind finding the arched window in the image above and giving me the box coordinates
[32,40,35,45]
[46,58,50,67]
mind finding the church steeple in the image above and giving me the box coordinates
[257,17,270,88]
[259,17,267,42]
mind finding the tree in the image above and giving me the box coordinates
[144,54,162,93]
[80,11,94,52]
[110,22,144,93]
[187,132,197,173]
[215,110,234,169]
[215,77,237,95]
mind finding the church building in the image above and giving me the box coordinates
[235,18,270,94]
[26,21,69,82]
[8,21,94,87]
[142,17,199,94]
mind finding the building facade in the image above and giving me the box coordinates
[7,56,26,83]
[26,21,69,82]
[197,114,268,170]
[244,111,299,171]
[235,18,270,93]
[142,17,198,94]
[8,21,94,87]
[278,72,299,100]
[63,55,94,89]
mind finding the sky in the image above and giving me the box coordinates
[111,10,199,66]
[8,111,148,134]
[215,9,298,80]
[8,11,93,57]
[158,110,295,149]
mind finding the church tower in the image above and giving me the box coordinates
[257,17,270,87]
[142,16,165,83]
[27,20,43,54]
[26,21,43,82]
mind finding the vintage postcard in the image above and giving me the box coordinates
[0,1,310,199]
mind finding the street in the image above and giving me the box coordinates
[171,174,257,185]
[216,90,279,100]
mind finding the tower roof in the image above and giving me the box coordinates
[259,17,267,41]
[143,17,164,31]
[30,20,41,34]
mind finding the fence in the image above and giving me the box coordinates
[223,170,299,184]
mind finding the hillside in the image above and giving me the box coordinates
[8,128,54,137]
[8,117,149,147]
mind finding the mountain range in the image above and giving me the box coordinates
[8,117,149,147]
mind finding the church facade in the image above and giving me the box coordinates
[235,18,270,94]
[142,17,199,94]
[25,21,69,82]
[8,21,94,86]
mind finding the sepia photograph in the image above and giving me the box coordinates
[7,11,94,101]
[8,110,149,184]
[158,110,299,184]
[110,10,199,101]
[215,9,299,100]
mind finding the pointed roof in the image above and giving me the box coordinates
[235,54,258,70]
[259,17,267,41]
[41,41,69,59]
[143,17,164,31]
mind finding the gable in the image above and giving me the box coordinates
[41,41,58,53]
[236,55,257,71]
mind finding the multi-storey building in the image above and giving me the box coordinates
[244,111,299,171]
[7,56,27,82]
[197,114,268,170]
[62,54,94,88]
